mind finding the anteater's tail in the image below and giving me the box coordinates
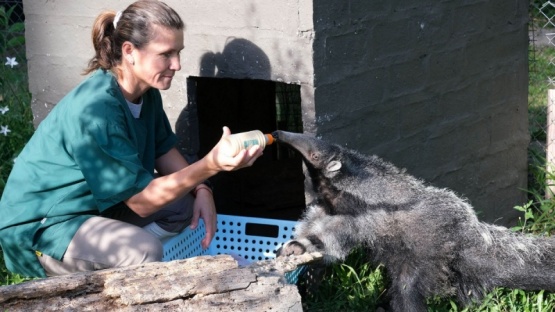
[458,223,555,302]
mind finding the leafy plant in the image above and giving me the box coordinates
[0,4,25,56]
[302,248,388,311]
[0,251,31,286]
[0,3,32,197]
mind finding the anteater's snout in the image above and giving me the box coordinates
[272,130,302,144]
[271,130,281,141]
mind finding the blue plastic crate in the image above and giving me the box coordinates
[162,214,305,284]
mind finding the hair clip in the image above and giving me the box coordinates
[113,11,122,29]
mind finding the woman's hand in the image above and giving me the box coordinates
[189,186,217,249]
[205,126,264,172]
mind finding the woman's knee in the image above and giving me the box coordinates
[143,234,164,262]
[66,217,164,268]
[126,230,164,264]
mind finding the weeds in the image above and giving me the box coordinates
[0,2,34,287]
[0,3,32,195]
[302,249,388,311]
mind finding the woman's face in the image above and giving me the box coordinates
[132,25,184,91]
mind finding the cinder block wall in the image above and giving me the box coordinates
[23,0,529,223]
[310,0,529,223]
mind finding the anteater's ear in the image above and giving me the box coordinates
[326,160,342,172]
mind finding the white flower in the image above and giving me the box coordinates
[0,106,8,115]
[0,125,11,136]
[5,57,18,68]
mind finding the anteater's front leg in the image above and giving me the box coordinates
[278,204,358,263]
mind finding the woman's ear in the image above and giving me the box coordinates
[121,41,135,65]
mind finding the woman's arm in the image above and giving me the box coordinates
[150,146,218,248]
[123,155,215,217]
[123,127,262,217]
[154,147,190,176]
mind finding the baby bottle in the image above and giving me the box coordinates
[222,130,274,156]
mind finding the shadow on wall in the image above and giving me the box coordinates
[175,38,272,162]
[198,37,272,80]
[175,38,306,220]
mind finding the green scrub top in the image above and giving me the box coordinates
[0,69,177,277]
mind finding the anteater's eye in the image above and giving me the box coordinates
[311,152,319,161]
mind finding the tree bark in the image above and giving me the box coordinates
[0,252,322,311]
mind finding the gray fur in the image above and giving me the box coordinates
[274,130,555,312]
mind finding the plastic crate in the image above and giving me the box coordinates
[162,214,305,284]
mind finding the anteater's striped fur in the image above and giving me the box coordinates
[275,130,555,312]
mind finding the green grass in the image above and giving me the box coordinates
[0,252,31,286]
[301,251,389,311]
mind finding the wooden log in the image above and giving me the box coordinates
[0,252,322,311]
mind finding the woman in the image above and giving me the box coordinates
[0,0,262,278]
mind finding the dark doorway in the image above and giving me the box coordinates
[189,77,305,221]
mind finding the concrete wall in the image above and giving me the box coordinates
[310,0,530,223]
[23,0,530,224]
[23,0,315,128]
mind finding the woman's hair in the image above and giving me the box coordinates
[83,0,184,75]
